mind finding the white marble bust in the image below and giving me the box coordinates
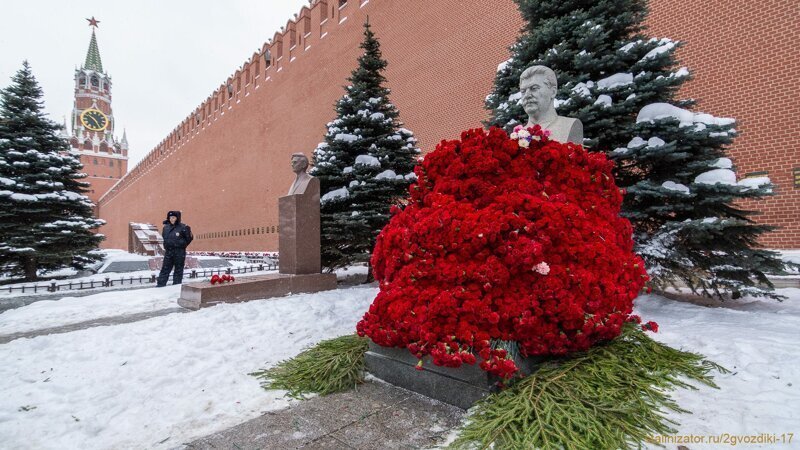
[520,65,583,145]
[288,153,314,195]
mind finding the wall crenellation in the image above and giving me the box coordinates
[97,0,797,249]
[99,0,356,205]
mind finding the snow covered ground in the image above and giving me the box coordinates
[0,285,182,335]
[635,290,800,449]
[0,271,277,335]
[0,267,362,336]
[0,286,376,449]
[778,250,800,274]
[0,285,796,449]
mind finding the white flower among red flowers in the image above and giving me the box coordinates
[511,124,551,148]
[533,262,550,275]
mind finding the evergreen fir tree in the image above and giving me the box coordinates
[621,104,786,299]
[0,61,104,281]
[486,0,790,298]
[312,21,420,272]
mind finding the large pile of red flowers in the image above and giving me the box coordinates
[356,126,649,379]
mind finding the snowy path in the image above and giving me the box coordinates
[0,285,182,336]
[0,283,182,315]
[0,270,278,335]
[0,307,187,344]
[0,286,376,449]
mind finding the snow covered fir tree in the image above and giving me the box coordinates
[0,61,104,281]
[486,0,790,299]
[312,21,419,272]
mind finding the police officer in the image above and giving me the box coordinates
[157,210,193,287]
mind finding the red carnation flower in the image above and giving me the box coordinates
[627,314,642,324]
[357,126,648,378]
[642,321,659,333]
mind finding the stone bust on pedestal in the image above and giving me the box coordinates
[176,152,336,310]
[288,153,315,195]
[279,153,321,275]
[520,65,583,145]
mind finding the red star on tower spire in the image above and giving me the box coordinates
[86,16,100,28]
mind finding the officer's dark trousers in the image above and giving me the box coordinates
[157,248,186,287]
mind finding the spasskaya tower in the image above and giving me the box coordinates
[67,17,129,204]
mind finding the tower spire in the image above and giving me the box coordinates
[83,18,104,73]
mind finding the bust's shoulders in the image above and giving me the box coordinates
[289,173,319,196]
[555,115,583,133]
[554,115,579,126]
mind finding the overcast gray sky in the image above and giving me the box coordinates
[0,0,307,167]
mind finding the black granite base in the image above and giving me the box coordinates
[365,341,544,410]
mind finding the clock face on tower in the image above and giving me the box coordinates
[80,108,109,131]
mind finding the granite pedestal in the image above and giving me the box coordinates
[177,272,337,310]
[279,178,321,275]
[365,340,544,410]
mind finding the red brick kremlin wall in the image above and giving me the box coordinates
[647,0,799,248]
[98,0,799,250]
[97,0,524,251]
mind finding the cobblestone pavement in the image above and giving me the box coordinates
[184,380,465,450]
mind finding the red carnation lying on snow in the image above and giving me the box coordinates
[642,321,659,333]
[356,126,649,379]
[209,274,235,285]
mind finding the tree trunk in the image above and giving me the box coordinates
[22,256,38,281]
[364,261,375,284]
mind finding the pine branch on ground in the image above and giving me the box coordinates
[250,334,368,399]
[248,327,725,449]
[448,323,727,450]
